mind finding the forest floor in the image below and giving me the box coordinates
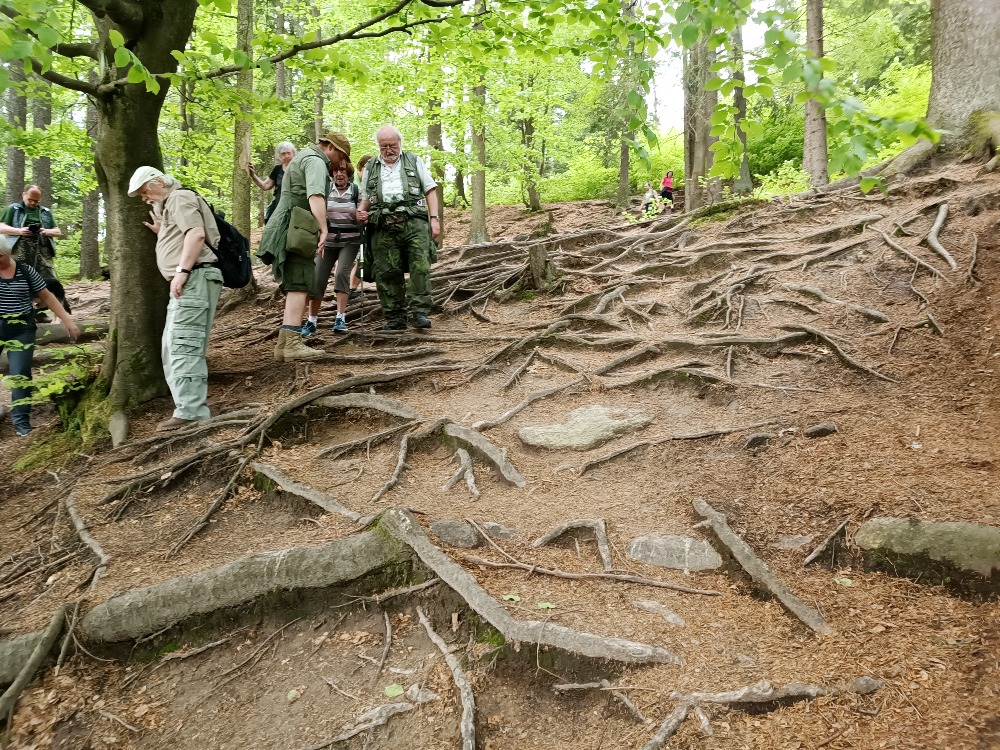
[1,168,999,750]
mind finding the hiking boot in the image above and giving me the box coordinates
[348,289,364,303]
[380,320,407,332]
[333,316,348,334]
[284,335,325,361]
[410,314,431,329]
[13,423,31,437]
[273,328,288,362]
[156,417,197,432]
[301,320,317,338]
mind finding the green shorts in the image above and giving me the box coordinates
[280,254,315,293]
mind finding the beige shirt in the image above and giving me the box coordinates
[154,188,219,280]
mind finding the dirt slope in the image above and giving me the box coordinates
[2,167,999,750]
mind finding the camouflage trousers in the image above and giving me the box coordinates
[371,217,432,324]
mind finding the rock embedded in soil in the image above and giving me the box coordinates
[855,517,1000,590]
[431,520,481,549]
[517,405,652,451]
[743,432,777,450]
[108,411,129,448]
[627,535,723,572]
[481,521,517,539]
[804,422,838,438]
[633,599,685,626]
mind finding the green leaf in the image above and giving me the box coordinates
[502,594,521,602]
[680,24,699,47]
[834,577,854,587]
[36,25,59,48]
[537,602,556,609]
[704,76,723,92]
[108,29,125,47]
[384,684,405,698]
[126,64,144,83]
[114,47,130,68]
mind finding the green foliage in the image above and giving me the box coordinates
[755,160,811,196]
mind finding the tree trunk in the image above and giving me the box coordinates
[309,2,324,140]
[31,86,52,199]
[94,0,200,410]
[6,64,26,205]
[683,40,712,211]
[232,0,253,237]
[179,79,189,168]
[427,99,446,242]
[926,0,1000,152]
[731,25,753,195]
[803,0,829,187]
[469,91,490,243]
[616,138,630,208]
[80,94,101,279]
[454,167,467,207]
[521,117,542,211]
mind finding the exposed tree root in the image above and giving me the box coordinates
[553,680,650,724]
[532,519,613,572]
[966,234,980,286]
[64,493,111,591]
[465,319,571,380]
[309,393,422,420]
[296,699,416,750]
[441,422,526,488]
[372,431,412,502]
[417,607,476,750]
[380,509,681,664]
[252,462,371,525]
[923,203,958,270]
[442,449,480,499]
[0,604,67,728]
[692,499,832,635]
[778,323,895,382]
[782,283,889,323]
[641,677,882,749]
[472,378,585,432]
[316,421,419,460]
[877,231,948,280]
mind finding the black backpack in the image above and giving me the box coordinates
[180,188,252,288]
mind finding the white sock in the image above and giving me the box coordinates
[336,312,345,320]
[308,315,318,324]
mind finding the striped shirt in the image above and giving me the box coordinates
[325,183,361,247]
[0,261,46,319]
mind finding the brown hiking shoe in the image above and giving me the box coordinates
[156,416,197,432]
[273,328,287,362]
[283,334,325,361]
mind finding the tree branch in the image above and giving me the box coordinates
[28,57,100,95]
[199,0,465,81]
[0,5,99,59]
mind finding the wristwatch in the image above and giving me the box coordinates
[175,266,191,275]
[429,215,439,219]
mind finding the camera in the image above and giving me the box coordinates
[25,222,42,235]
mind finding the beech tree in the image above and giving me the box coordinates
[802,0,828,187]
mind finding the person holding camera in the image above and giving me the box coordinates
[0,184,67,321]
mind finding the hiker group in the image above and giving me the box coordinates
[123,124,438,431]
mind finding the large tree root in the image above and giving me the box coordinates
[877,231,948,280]
[692,499,832,635]
[309,393,422,420]
[923,203,959,270]
[532,519,614,571]
[252,462,371,525]
[417,607,476,750]
[380,509,681,664]
[640,677,882,749]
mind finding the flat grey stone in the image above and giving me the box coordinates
[431,520,481,549]
[517,405,651,451]
[481,521,517,540]
[772,534,814,551]
[743,432,777,450]
[804,422,838,438]
[109,411,129,448]
[633,599,685,626]
[627,535,723,572]
[855,517,1000,584]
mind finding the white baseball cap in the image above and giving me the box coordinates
[128,166,165,197]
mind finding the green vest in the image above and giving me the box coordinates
[365,152,427,222]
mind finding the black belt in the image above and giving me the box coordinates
[191,262,217,270]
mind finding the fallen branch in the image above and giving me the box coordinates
[0,604,67,725]
[532,519,613,572]
[417,607,475,750]
[96,709,139,734]
[380,509,681,664]
[803,520,849,567]
[923,203,958,270]
[252,462,369,526]
[692,499,832,635]
[64,492,111,591]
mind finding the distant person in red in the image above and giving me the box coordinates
[660,171,674,210]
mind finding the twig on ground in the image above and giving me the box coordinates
[296,703,416,750]
[367,578,441,604]
[167,454,254,559]
[803,520,849,566]
[55,601,81,675]
[64,493,111,590]
[692,499,832,635]
[504,348,539,389]
[966,234,979,286]
[160,636,232,663]
[553,680,650,724]
[532,519,613,572]
[371,612,392,685]
[417,607,476,750]
[96,709,139,733]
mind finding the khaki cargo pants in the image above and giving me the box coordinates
[161,266,223,420]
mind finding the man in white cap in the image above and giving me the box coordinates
[128,166,223,431]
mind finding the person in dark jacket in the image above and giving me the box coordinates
[248,142,296,223]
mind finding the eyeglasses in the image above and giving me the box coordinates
[332,167,349,174]
[378,142,400,152]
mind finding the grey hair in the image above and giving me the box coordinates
[154,173,180,189]
[374,125,403,147]
[275,141,296,159]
